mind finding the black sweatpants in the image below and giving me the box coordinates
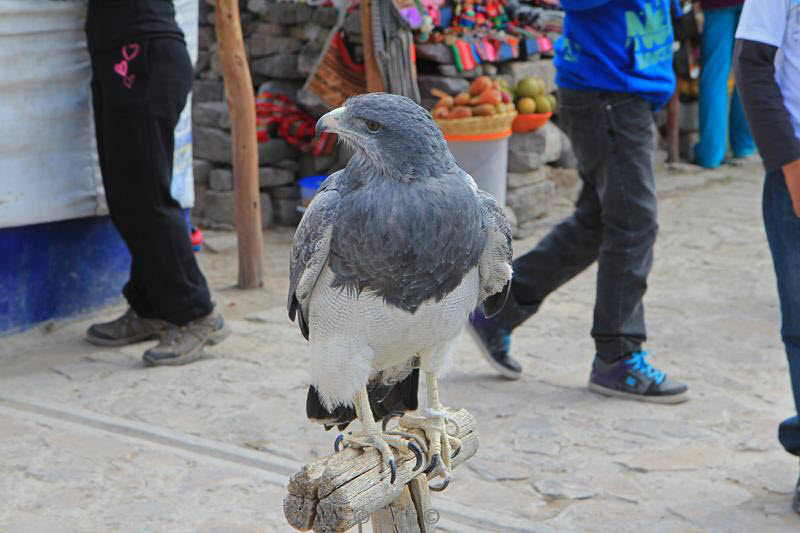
[90,38,212,325]
[493,89,659,361]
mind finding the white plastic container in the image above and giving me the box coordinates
[446,135,510,207]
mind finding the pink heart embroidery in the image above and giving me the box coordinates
[122,43,140,61]
[123,74,135,89]
[114,60,128,77]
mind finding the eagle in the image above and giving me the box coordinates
[288,93,512,488]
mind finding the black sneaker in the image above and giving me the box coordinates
[467,309,522,380]
[793,472,800,515]
[588,351,688,404]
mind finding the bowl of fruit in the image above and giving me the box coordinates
[431,76,517,140]
[510,76,557,134]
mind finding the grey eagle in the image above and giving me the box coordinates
[289,93,512,487]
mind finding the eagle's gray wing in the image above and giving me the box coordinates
[475,188,513,317]
[288,171,342,339]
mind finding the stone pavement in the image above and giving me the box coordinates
[2,160,800,532]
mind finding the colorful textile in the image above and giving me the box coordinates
[451,39,477,71]
[255,91,334,156]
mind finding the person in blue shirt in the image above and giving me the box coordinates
[469,0,689,403]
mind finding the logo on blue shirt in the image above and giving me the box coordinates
[626,1,672,70]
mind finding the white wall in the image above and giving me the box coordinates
[0,0,198,230]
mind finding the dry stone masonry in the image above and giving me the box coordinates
[192,0,341,229]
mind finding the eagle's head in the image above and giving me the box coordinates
[316,93,453,180]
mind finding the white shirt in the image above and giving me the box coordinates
[736,0,800,140]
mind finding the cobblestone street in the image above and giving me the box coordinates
[2,160,799,532]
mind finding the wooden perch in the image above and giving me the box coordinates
[215,0,264,289]
[284,409,479,532]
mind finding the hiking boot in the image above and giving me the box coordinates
[467,309,522,380]
[142,312,229,367]
[588,351,688,404]
[86,308,167,347]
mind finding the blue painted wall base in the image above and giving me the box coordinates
[0,216,131,335]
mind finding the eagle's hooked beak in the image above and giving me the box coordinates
[316,106,346,138]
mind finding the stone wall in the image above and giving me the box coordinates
[505,121,578,238]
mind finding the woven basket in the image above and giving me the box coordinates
[435,111,518,138]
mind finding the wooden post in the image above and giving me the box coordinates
[284,409,479,532]
[666,89,680,164]
[360,0,385,93]
[215,0,264,289]
[371,476,435,533]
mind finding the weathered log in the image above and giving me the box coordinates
[284,409,478,532]
[371,475,435,533]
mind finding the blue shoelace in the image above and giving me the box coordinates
[496,329,511,355]
[483,327,511,356]
[625,351,665,385]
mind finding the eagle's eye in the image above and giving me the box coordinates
[365,120,381,133]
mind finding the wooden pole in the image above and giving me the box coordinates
[666,89,680,164]
[360,0,385,93]
[372,476,435,533]
[215,0,264,288]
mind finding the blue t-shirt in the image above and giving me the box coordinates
[555,0,676,108]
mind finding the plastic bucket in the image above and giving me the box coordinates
[445,130,511,207]
[298,175,327,207]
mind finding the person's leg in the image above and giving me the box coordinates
[587,93,687,403]
[729,7,757,159]
[89,39,226,362]
[763,170,800,457]
[469,88,605,378]
[495,88,607,330]
[493,182,603,329]
[96,39,213,326]
[591,94,657,360]
[694,7,737,169]
[763,169,800,512]
[86,61,167,346]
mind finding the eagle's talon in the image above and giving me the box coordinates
[408,442,423,471]
[429,476,450,492]
[334,433,347,452]
[447,435,462,456]
[445,417,461,437]
[381,410,406,432]
[389,458,398,484]
[424,453,440,475]
[385,429,429,457]
[451,443,461,459]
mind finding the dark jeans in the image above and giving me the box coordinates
[495,88,658,362]
[90,38,212,325]
[763,170,800,456]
